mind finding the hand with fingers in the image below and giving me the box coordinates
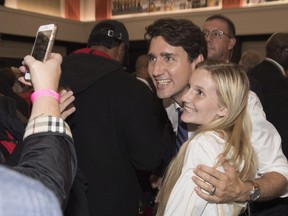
[192,160,249,203]
[18,53,62,92]
[19,55,76,120]
[59,89,76,120]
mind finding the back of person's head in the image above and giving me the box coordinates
[87,20,130,65]
[0,67,17,89]
[266,32,288,69]
[239,50,262,72]
[205,14,236,38]
[88,20,129,49]
[135,54,149,79]
[144,18,207,61]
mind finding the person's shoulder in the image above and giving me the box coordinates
[113,71,152,91]
[191,131,223,146]
[247,91,263,111]
[0,165,62,216]
[247,60,269,74]
[0,166,53,198]
[186,131,225,162]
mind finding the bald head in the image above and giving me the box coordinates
[266,32,288,69]
[135,54,149,80]
[239,50,262,72]
[266,32,288,52]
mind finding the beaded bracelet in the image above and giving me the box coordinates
[31,89,60,103]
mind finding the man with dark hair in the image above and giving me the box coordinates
[60,20,163,216]
[145,18,206,145]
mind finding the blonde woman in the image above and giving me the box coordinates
[156,60,257,216]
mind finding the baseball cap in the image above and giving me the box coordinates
[87,20,130,48]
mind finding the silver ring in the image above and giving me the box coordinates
[209,186,216,196]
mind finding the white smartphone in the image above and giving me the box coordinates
[24,24,58,80]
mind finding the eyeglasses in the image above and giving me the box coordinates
[202,29,233,39]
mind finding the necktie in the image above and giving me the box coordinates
[176,108,188,152]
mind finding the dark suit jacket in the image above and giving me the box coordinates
[263,90,288,158]
[248,76,263,103]
[248,59,288,96]
[135,77,175,186]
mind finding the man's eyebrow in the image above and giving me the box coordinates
[160,52,176,58]
[147,53,154,57]
[147,52,177,58]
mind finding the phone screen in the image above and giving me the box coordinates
[32,30,53,61]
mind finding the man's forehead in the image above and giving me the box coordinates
[148,49,187,61]
[149,38,185,55]
[203,19,228,30]
[148,50,177,56]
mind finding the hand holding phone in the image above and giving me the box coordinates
[25,24,58,81]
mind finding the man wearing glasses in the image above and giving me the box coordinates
[202,14,236,63]
[192,14,288,216]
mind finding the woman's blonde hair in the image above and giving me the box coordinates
[156,60,257,216]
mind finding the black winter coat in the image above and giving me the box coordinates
[248,59,288,96]
[61,51,163,216]
[0,95,77,209]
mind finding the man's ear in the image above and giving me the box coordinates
[191,54,204,71]
[115,42,125,63]
[228,38,236,50]
[118,42,125,56]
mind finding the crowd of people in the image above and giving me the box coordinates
[0,13,288,216]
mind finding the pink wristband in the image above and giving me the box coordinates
[31,89,60,103]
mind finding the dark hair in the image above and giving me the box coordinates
[144,18,207,62]
[0,67,16,88]
[266,32,288,68]
[266,32,288,53]
[87,23,123,49]
[87,20,130,66]
[205,15,236,38]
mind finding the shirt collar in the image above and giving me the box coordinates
[265,57,286,77]
[174,101,182,111]
[73,48,112,60]
[136,77,153,91]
